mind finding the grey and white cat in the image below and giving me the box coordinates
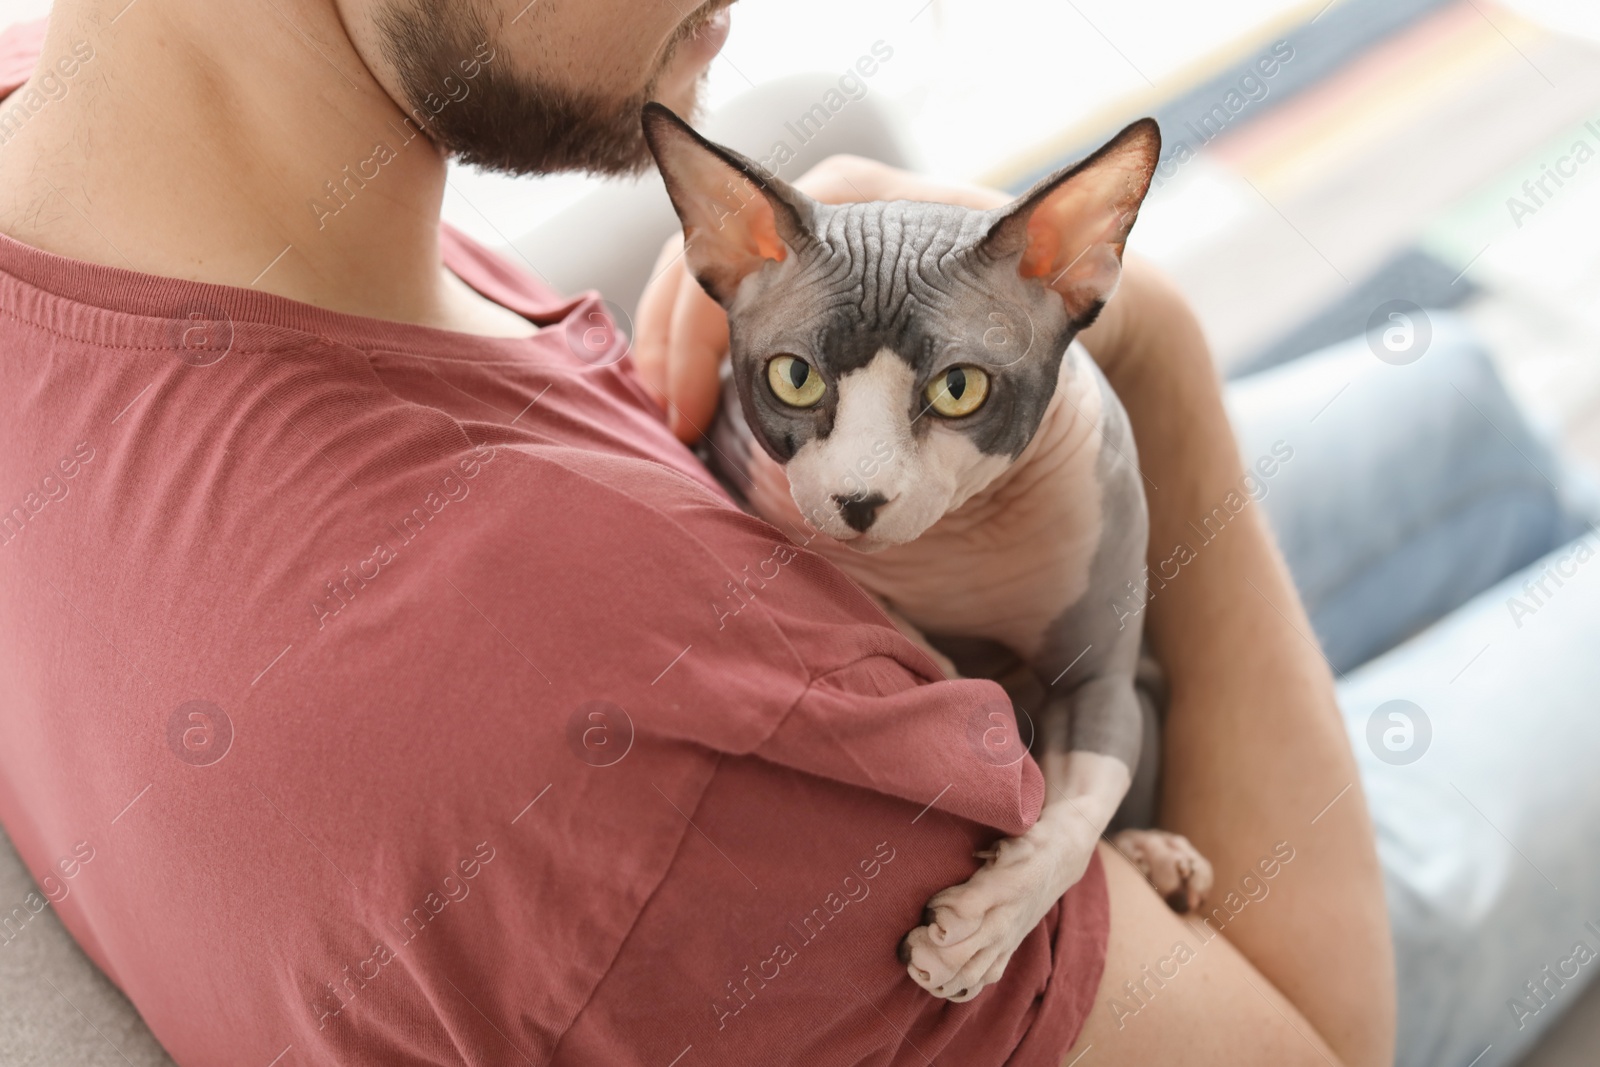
[643,103,1212,1003]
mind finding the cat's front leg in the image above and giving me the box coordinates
[899,670,1213,1003]
[1036,675,1212,918]
[897,672,1139,1000]
[896,737,1122,1002]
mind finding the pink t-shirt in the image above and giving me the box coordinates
[0,20,1106,1066]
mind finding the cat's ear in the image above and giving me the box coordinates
[977,118,1160,326]
[642,103,817,306]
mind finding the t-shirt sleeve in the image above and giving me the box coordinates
[0,19,47,98]
[510,442,1047,836]
[107,431,1051,1066]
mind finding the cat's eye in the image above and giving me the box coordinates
[925,365,990,417]
[766,354,826,408]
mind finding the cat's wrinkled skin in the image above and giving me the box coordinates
[644,103,1212,1002]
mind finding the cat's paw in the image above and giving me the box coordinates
[1110,828,1213,914]
[898,830,1091,1002]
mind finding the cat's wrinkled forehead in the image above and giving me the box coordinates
[643,103,1160,541]
[729,198,1049,376]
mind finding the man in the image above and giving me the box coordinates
[0,1,1395,1064]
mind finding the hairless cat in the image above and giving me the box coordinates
[644,103,1212,1003]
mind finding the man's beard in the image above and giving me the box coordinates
[376,0,715,177]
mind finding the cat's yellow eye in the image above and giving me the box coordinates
[925,365,989,417]
[767,354,826,408]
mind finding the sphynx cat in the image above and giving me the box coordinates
[643,103,1212,1003]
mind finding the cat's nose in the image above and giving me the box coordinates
[833,491,889,533]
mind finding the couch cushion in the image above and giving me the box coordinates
[0,827,172,1066]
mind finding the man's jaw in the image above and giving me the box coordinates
[650,0,733,112]
[677,3,732,66]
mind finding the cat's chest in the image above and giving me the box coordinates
[743,348,1110,660]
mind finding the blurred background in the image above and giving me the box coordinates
[449,0,1600,488]
[2,0,1598,1062]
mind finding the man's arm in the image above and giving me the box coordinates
[633,155,1396,1066]
[1078,257,1397,1066]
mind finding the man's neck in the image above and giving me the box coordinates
[0,0,535,337]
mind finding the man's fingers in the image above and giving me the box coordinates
[633,228,734,443]
[665,274,729,442]
[631,235,686,411]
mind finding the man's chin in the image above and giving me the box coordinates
[650,5,727,116]
[648,67,710,126]
[689,6,733,62]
